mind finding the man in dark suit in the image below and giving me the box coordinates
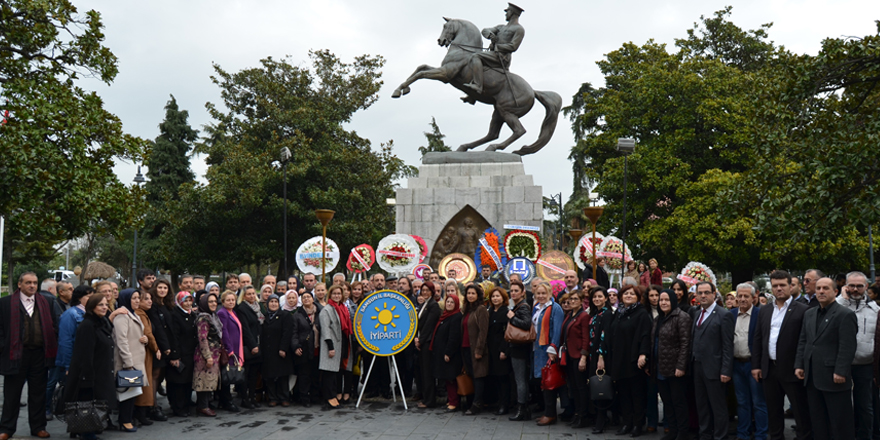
[0,272,58,439]
[691,281,735,440]
[414,281,441,408]
[731,283,768,440]
[751,270,812,440]
[797,269,823,309]
[795,277,857,440]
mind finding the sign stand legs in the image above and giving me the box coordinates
[354,355,408,410]
[356,355,378,408]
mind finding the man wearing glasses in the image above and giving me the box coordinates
[797,269,823,308]
[836,271,877,439]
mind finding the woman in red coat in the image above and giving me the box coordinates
[562,291,592,428]
[648,258,663,286]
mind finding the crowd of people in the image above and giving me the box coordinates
[2,264,880,440]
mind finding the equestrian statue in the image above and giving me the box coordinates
[391,4,562,156]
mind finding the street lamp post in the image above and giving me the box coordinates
[132,165,146,288]
[279,147,292,280]
[870,224,876,282]
[583,193,604,282]
[617,138,635,286]
[315,209,335,284]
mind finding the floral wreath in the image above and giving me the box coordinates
[377,234,419,273]
[574,232,605,270]
[346,244,375,273]
[474,227,507,272]
[296,236,340,275]
[679,261,717,286]
[598,235,631,270]
[410,235,428,263]
[503,229,542,262]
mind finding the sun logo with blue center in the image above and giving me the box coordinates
[371,301,401,332]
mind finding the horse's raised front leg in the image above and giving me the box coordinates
[392,64,449,98]
[486,110,526,151]
[458,109,503,151]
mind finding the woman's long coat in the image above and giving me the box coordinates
[463,306,489,378]
[64,314,116,406]
[166,307,196,384]
[113,311,148,388]
[318,306,343,372]
[261,311,294,378]
[486,305,511,376]
[431,313,463,381]
[134,308,159,407]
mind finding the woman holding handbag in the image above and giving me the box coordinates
[194,293,223,417]
[588,286,615,434]
[649,289,692,440]
[64,294,114,440]
[461,284,489,415]
[607,285,653,437]
[506,280,534,421]
[113,288,148,432]
[562,291,591,428]
[486,287,511,415]
[216,290,244,413]
[431,294,463,413]
[532,281,564,426]
[133,290,160,427]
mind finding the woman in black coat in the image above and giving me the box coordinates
[606,285,652,437]
[588,286,615,434]
[166,291,197,418]
[290,292,320,406]
[486,287,511,415]
[64,294,115,440]
[235,285,264,409]
[261,295,294,406]
[506,280,533,421]
[431,295,463,412]
[147,279,174,421]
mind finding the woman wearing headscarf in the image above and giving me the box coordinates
[193,293,222,417]
[64,294,115,440]
[147,279,174,422]
[261,295,294,406]
[532,281,564,426]
[235,285,264,409]
[291,291,320,406]
[607,285,652,437]
[133,290,160,427]
[486,286,511,415]
[415,281,441,408]
[318,285,351,410]
[216,290,243,413]
[588,286,615,434]
[506,280,533,421]
[166,291,196,418]
[431,294,463,412]
[649,289,692,440]
[461,284,489,415]
[114,288,148,432]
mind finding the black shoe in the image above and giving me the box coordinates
[592,427,604,434]
[572,415,590,429]
[464,405,482,416]
[495,406,508,416]
[222,403,240,413]
[135,407,153,426]
[172,409,189,418]
[157,383,166,397]
[630,425,644,437]
[241,400,255,410]
[508,405,526,421]
[559,411,574,422]
[661,431,678,440]
[251,398,261,408]
[149,406,167,422]
[616,425,633,435]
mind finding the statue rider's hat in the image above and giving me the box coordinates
[505,3,524,15]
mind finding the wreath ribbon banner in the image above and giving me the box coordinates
[378,249,418,258]
[537,259,567,275]
[678,275,699,285]
[351,247,370,269]
[479,237,503,269]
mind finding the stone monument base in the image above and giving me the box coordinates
[395,152,543,268]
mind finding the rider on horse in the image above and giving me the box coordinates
[462,3,525,96]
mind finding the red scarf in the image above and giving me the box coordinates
[9,290,58,361]
[329,299,352,337]
[430,294,460,351]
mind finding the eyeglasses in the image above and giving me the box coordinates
[847,284,866,289]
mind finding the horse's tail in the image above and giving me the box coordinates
[514,90,562,156]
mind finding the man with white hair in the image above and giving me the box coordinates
[40,279,56,296]
[239,273,252,290]
[332,273,345,286]
[837,271,877,439]
[730,283,767,440]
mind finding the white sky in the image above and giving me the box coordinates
[79,0,880,204]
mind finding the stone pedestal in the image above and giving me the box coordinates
[395,153,543,265]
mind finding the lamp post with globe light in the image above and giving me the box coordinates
[132,166,146,288]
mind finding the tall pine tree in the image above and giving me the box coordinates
[418,117,451,156]
[146,95,198,202]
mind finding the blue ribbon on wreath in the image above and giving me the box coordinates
[474,227,508,273]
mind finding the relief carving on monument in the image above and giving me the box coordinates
[429,205,491,268]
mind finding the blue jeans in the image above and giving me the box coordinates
[45,366,66,415]
[733,360,768,440]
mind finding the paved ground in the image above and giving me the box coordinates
[4,382,799,439]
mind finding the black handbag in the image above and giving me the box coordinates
[64,400,109,434]
[589,369,613,401]
[116,369,145,388]
[221,355,245,386]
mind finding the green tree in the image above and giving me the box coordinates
[145,95,198,203]
[156,51,413,276]
[0,0,149,289]
[418,117,451,156]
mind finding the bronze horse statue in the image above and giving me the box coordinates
[391,18,562,156]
